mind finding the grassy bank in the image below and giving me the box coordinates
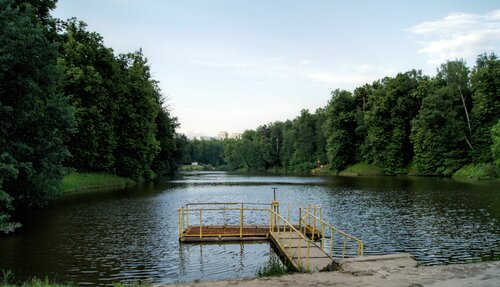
[57,172,136,193]
[179,164,215,171]
[452,163,499,180]
[338,162,385,176]
[1,270,151,287]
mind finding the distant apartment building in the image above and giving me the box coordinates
[217,131,228,140]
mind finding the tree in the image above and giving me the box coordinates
[362,71,421,173]
[290,110,316,170]
[113,51,160,180]
[411,79,469,175]
[58,19,119,171]
[438,60,473,149]
[323,90,357,171]
[0,0,75,233]
[492,120,500,168]
[151,100,179,175]
[470,53,500,163]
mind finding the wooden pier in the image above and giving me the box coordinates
[178,202,363,272]
[180,224,269,242]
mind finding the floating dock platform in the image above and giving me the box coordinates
[178,202,363,272]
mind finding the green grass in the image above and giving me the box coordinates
[179,164,214,171]
[339,162,385,176]
[1,270,151,287]
[57,172,136,193]
[1,270,71,287]
[452,163,499,180]
[256,256,293,277]
[406,161,419,176]
[311,165,337,175]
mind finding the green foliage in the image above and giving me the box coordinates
[338,162,385,176]
[362,71,422,174]
[181,138,225,167]
[470,53,500,163]
[58,20,179,180]
[184,55,497,180]
[1,1,181,234]
[323,90,357,171]
[256,256,292,277]
[411,61,471,176]
[112,51,161,180]
[492,120,500,168]
[151,106,180,176]
[453,163,498,180]
[0,269,73,287]
[179,164,213,171]
[57,172,135,193]
[220,109,326,173]
[58,19,119,172]
[0,0,76,233]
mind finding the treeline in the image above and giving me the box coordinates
[185,55,500,178]
[179,137,225,167]
[0,0,181,233]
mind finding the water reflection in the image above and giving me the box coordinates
[0,172,498,285]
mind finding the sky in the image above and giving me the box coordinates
[52,0,500,138]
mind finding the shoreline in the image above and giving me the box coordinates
[161,254,500,287]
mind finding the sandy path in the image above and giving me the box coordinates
[160,254,500,287]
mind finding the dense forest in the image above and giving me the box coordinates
[0,0,181,233]
[183,56,500,178]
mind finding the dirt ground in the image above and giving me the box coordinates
[160,254,500,287]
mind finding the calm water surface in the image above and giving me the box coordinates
[0,172,499,285]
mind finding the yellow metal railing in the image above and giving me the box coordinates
[299,207,364,258]
[268,208,314,271]
[178,202,271,239]
[178,201,364,271]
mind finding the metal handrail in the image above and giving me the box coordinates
[300,207,364,257]
[269,208,315,271]
[178,205,271,239]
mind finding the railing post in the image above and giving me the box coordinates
[277,214,280,239]
[287,204,290,223]
[297,238,302,269]
[306,240,311,272]
[271,200,279,232]
[343,237,347,258]
[178,208,181,237]
[330,227,334,257]
[321,222,325,250]
[240,203,243,238]
[312,207,316,241]
[269,209,272,234]
[199,208,203,239]
[298,208,302,231]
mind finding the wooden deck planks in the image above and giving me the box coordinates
[270,231,334,272]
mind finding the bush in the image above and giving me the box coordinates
[257,256,292,277]
[453,163,499,180]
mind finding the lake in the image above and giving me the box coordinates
[0,171,499,285]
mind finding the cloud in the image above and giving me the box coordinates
[298,60,312,66]
[190,56,393,88]
[306,65,395,86]
[408,10,500,65]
